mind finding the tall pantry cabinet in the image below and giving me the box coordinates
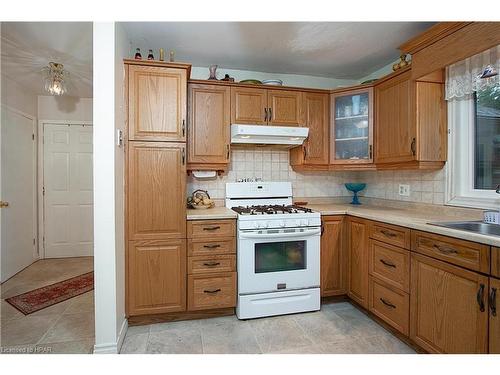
[125,60,191,316]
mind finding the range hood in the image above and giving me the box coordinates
[231,124,309,147]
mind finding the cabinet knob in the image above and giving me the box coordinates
[0,201,9,208]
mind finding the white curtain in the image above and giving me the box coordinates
[445,45,500,100]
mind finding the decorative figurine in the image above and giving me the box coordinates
[147,49,154,60]
[159,48,165,61]
[169,50,175,62]
[221,74,235,82]
[134,48,142,60]
[208,65,218,80]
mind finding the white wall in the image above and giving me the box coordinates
[358,59,398,83]
[38,95,92,121]
[93,22,127,354]
[113,21,129,350]
[191,66,357,89]
[1,75,37,116]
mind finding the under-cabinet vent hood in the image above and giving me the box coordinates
[231,124,309,147]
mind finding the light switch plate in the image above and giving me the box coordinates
[398,184,410,196]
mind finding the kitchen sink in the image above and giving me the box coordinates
[428,221,500,237]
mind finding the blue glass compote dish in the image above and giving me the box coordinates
[345,183,366,205]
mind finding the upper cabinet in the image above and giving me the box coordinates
[230,87,303,126]
[375,67,447,169]
[187,83,231,169]
[290,92,329,167]
[231,87,268,125]
[331,87,373,165]
[127,63,188,142]
[267,90,302,126]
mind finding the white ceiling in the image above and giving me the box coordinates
[1,22,93,97]
[122,22,434,80]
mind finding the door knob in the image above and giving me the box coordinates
[0,201,9,208]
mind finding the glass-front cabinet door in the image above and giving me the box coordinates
[330,87,373,164]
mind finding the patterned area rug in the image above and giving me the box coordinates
[5,271,94,315]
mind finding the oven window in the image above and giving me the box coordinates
[255,240,306,273]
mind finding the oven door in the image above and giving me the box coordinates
[237,226,320,294]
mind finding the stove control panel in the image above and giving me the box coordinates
[239,215,321,230]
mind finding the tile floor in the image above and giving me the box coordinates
[121,302,416,354]
[0,257,95,354]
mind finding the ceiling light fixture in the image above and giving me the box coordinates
[43,62,68,96]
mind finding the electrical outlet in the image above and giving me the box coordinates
[398,184,410,196]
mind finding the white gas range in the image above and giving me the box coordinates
[225,181,321,319]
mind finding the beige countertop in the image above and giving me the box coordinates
[304,203,499,247]
[187,206,237,220]
[186,201,498,247]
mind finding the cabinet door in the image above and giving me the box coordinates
[490,277,500,354]
[128,239,186,315]
[410,253,488,353]
[302,92,329,165]
[268,90,302,126]
[128,142,186,240]
[347,217,369,308]
[331,88,373,164]
[128,65,187,141]
[231,87,267,125]
[321,216,346,296]
[375,70,416,164]
[188,84,230,164]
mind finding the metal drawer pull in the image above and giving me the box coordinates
[477,284,486,312]
[264,108,268,122]
[433,244,458,255]
[203,244,221,249]
[204,288,221,294]
[379,259,396,268]
[203,226,221,231]
[380,298,396,309]
[203,262,221,267]
[490,287,497,317]
[380,230,397,238]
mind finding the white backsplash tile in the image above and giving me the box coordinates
[187,148,448,205]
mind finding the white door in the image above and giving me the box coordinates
[0,107,36,282]
[43,123,93,258]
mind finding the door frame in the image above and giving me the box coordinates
[37,119,93,258]
[0,104,38,270]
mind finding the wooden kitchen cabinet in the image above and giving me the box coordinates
[127,239,186,315]
[290,92,329,168]
[347,217,370,308]
[127,141,186,240]
[374,67,447,169]
[320,216,347,296]
[231,87,268,125]
[410,253,489,353]
[267,90,302,126]
[490,277,500,353]
[187,83,230,169]
[330,87,373,165]
[127,63,188,142]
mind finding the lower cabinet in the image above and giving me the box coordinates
[347,217,369,308]
[490,277,500,354]
[410,253,489,353]
[320,216,347,296]
[127,239,187,316]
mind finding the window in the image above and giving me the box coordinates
[446,84,500,209]
[474,86,500,190]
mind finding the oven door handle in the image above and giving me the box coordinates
[239,228,321,239]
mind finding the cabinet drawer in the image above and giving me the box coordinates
[411,231,490,273]
[370,222,410,249]
[369,240,410,292]
[188,237,235,256]
[369,277,409,336]
[187,219,236,239]
[188,255,236,274]
[188,272,236,311]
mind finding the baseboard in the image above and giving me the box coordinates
[93,318,128,354]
